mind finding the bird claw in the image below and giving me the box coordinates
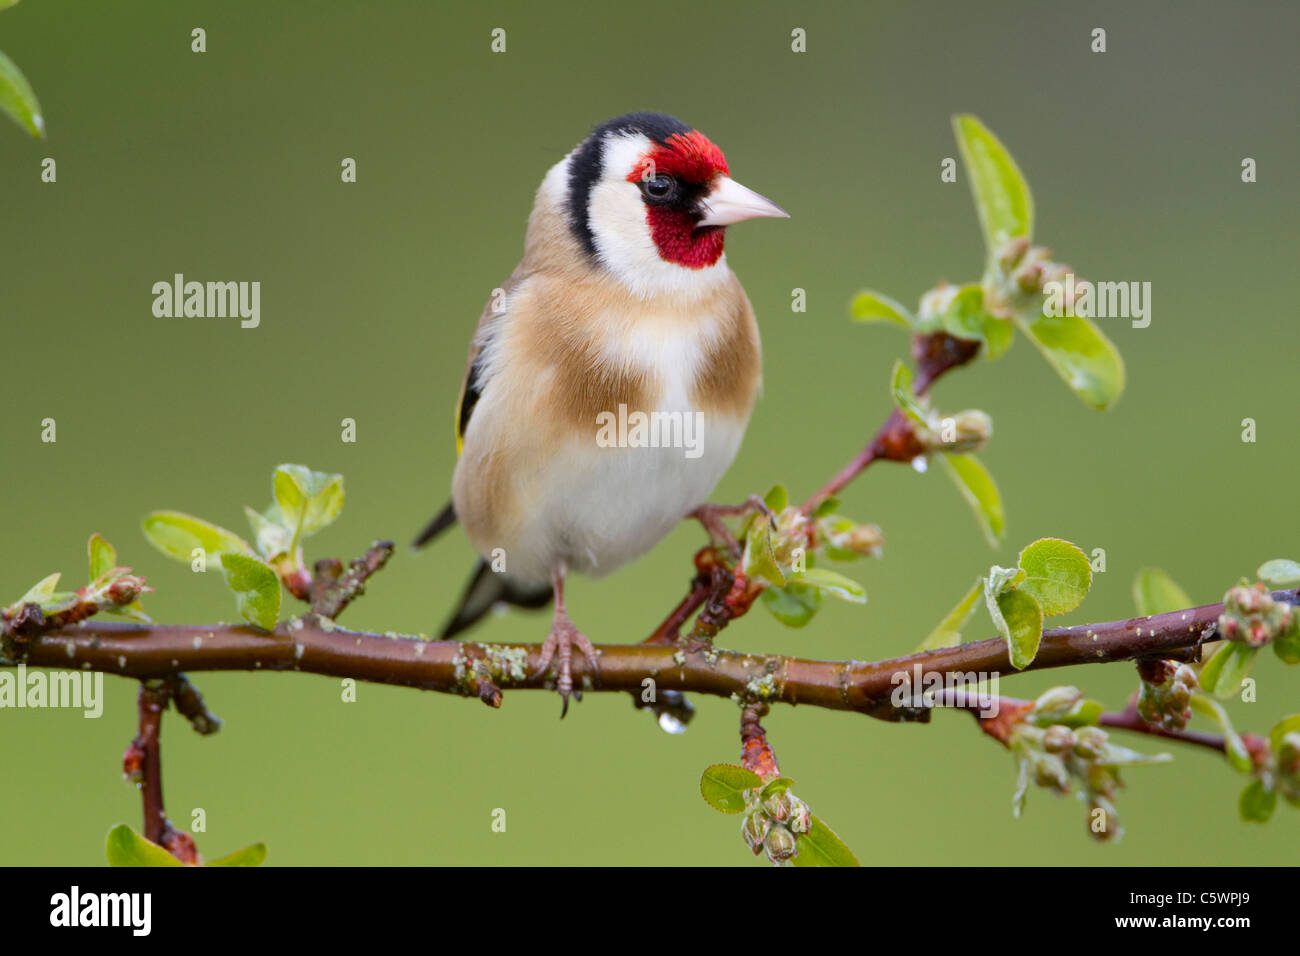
[533,612,599,717]
[691,494,776,558]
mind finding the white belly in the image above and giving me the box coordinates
[514,411,747,580]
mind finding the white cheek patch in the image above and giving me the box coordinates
[586,133,730,301]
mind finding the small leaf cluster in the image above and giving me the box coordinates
[920,537,1092,669]
[142,464,344,630]
[852,114,1124,414]
[1134,562,1300,822]
[2,534,150,632]
[742,485,875,629]
[1237,716,1300,824]
[1200,560,1300,699]
[699,764,858,867]
[1010,686,1170,843]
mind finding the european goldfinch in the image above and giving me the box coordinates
[414,112,787,711]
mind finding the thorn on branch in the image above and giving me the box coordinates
[476,675,502,708]
[170,674,222,735]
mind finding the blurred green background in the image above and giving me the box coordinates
[2,0,1297,865]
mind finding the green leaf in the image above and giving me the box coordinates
[87,534,117,582]
[700,764,761,814]
[791,567,866,604]
[762,484,788,514]
[273,464,345,544]
[1010,306,1125,411]
[1269,714,1300,753]
[1132,567,1193,617]
[791,813,860,867]
[207,842,267,867]
[244,504,294,561]
[142,511,252,568]
[1258,559,1300,589]
[761,581,823,627]
[940,285,988,341]
[105,824,183,867]
[1274,621,1300,665]
[1189,693,1253,773]
[987,585,1044,669]
[818,515,879,562]
[759,776,796,799]
[0,50,44,138]
[917,578,983,650]
[938,454,1005,547]
[742,518,785,588]
[107,601,151,624]
[13,571,60,608]
[219,553,281,631]
[952,114,1033,252]
[1199,642,1257,700]
[811,496,839,519]
[1029,697,1103,729]
[982,315,1015,360]
[1096,743,1172,768]
[889,360,928,424]
[1017,538,1091,616]
[1239,779,1276,823]
[850,290,913,328]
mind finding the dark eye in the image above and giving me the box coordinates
[639,174,678,204]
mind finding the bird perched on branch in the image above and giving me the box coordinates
[414,112,787,713]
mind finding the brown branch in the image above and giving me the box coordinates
[125,679,198,863]
[1097,704,1231,755]
[20,592,1293,721]
[308,540,394,620]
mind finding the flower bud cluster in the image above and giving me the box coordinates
[1136,662,1198,731]
[1220,581,1294,648]
[741,783,812,866]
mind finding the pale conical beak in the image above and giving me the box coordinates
[696,176,789,228]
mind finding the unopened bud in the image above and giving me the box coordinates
[997,236,1030,272]
[918,282,958,322]
[1277,733,1300,772]
[741,810,770,855]
[787,795,812,834]
[923,409,993,454]
[1033,753,1069,792]
[1013,261,1044,294]
[1073,726,1108,760]
[764,824,798,863]
[1087,796,1123,843]
[1042,725,1076,754]
[1032,686,1082,721]
[763,790,794,824]
[107,577,142,606]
